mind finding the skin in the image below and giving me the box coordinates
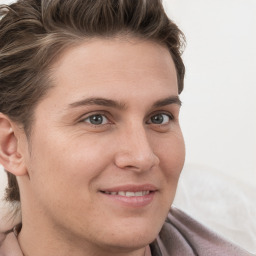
[0,37,185,256]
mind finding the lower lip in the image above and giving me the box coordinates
[100,192,156,208]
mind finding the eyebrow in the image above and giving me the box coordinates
[152,96,182,108]
[68,96,181,110]
[69,97,127,110]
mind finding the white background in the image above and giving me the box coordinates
[0,0,256,252]
[164,0,256,186]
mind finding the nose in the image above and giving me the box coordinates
[114,126,160,172]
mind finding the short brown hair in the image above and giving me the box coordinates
[0,0,185,203]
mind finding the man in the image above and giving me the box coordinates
[0,0,253,255]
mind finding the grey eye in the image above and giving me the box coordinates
[150,114,170,124]
[84,114,108,125]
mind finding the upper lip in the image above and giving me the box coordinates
[100,184,158,193]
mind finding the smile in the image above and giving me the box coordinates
[102,191,151,197]
[99,184,157,207]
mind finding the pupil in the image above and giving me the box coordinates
[90,115,103,125]
[152,114,163,124]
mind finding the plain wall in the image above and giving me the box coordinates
[164,0,256,186]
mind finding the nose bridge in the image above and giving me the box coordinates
[114,121,159,171]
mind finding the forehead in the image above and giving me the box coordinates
[40,37,178,111]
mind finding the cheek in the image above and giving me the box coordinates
[27,136,110,216]
[29,132,112,191]
[156,132,185,179]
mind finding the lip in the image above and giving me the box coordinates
[99,184,158,208]
[100,184,158,193]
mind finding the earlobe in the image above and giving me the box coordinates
[0,113,27,176]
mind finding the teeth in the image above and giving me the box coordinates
[135,191,143,196]
[104,191,150,197]
[118,191,126,196]
[125,192,135,197]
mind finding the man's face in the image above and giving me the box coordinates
[20,38,185,252]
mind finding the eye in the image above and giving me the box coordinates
[83,114,109,125]
[149,113,172,125]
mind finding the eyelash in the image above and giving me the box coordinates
[80,112,174,128]
[146,112,174,125]
[80,112,112,128]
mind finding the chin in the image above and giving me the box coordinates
[100,221,161,251]
[101,233,155,254]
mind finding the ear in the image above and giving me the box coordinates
[0,113,27,176]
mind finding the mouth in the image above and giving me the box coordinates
[99,184,157,207]
[100,190,151,197]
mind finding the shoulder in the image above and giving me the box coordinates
[0,225,23,256]
[153,206,254,256]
